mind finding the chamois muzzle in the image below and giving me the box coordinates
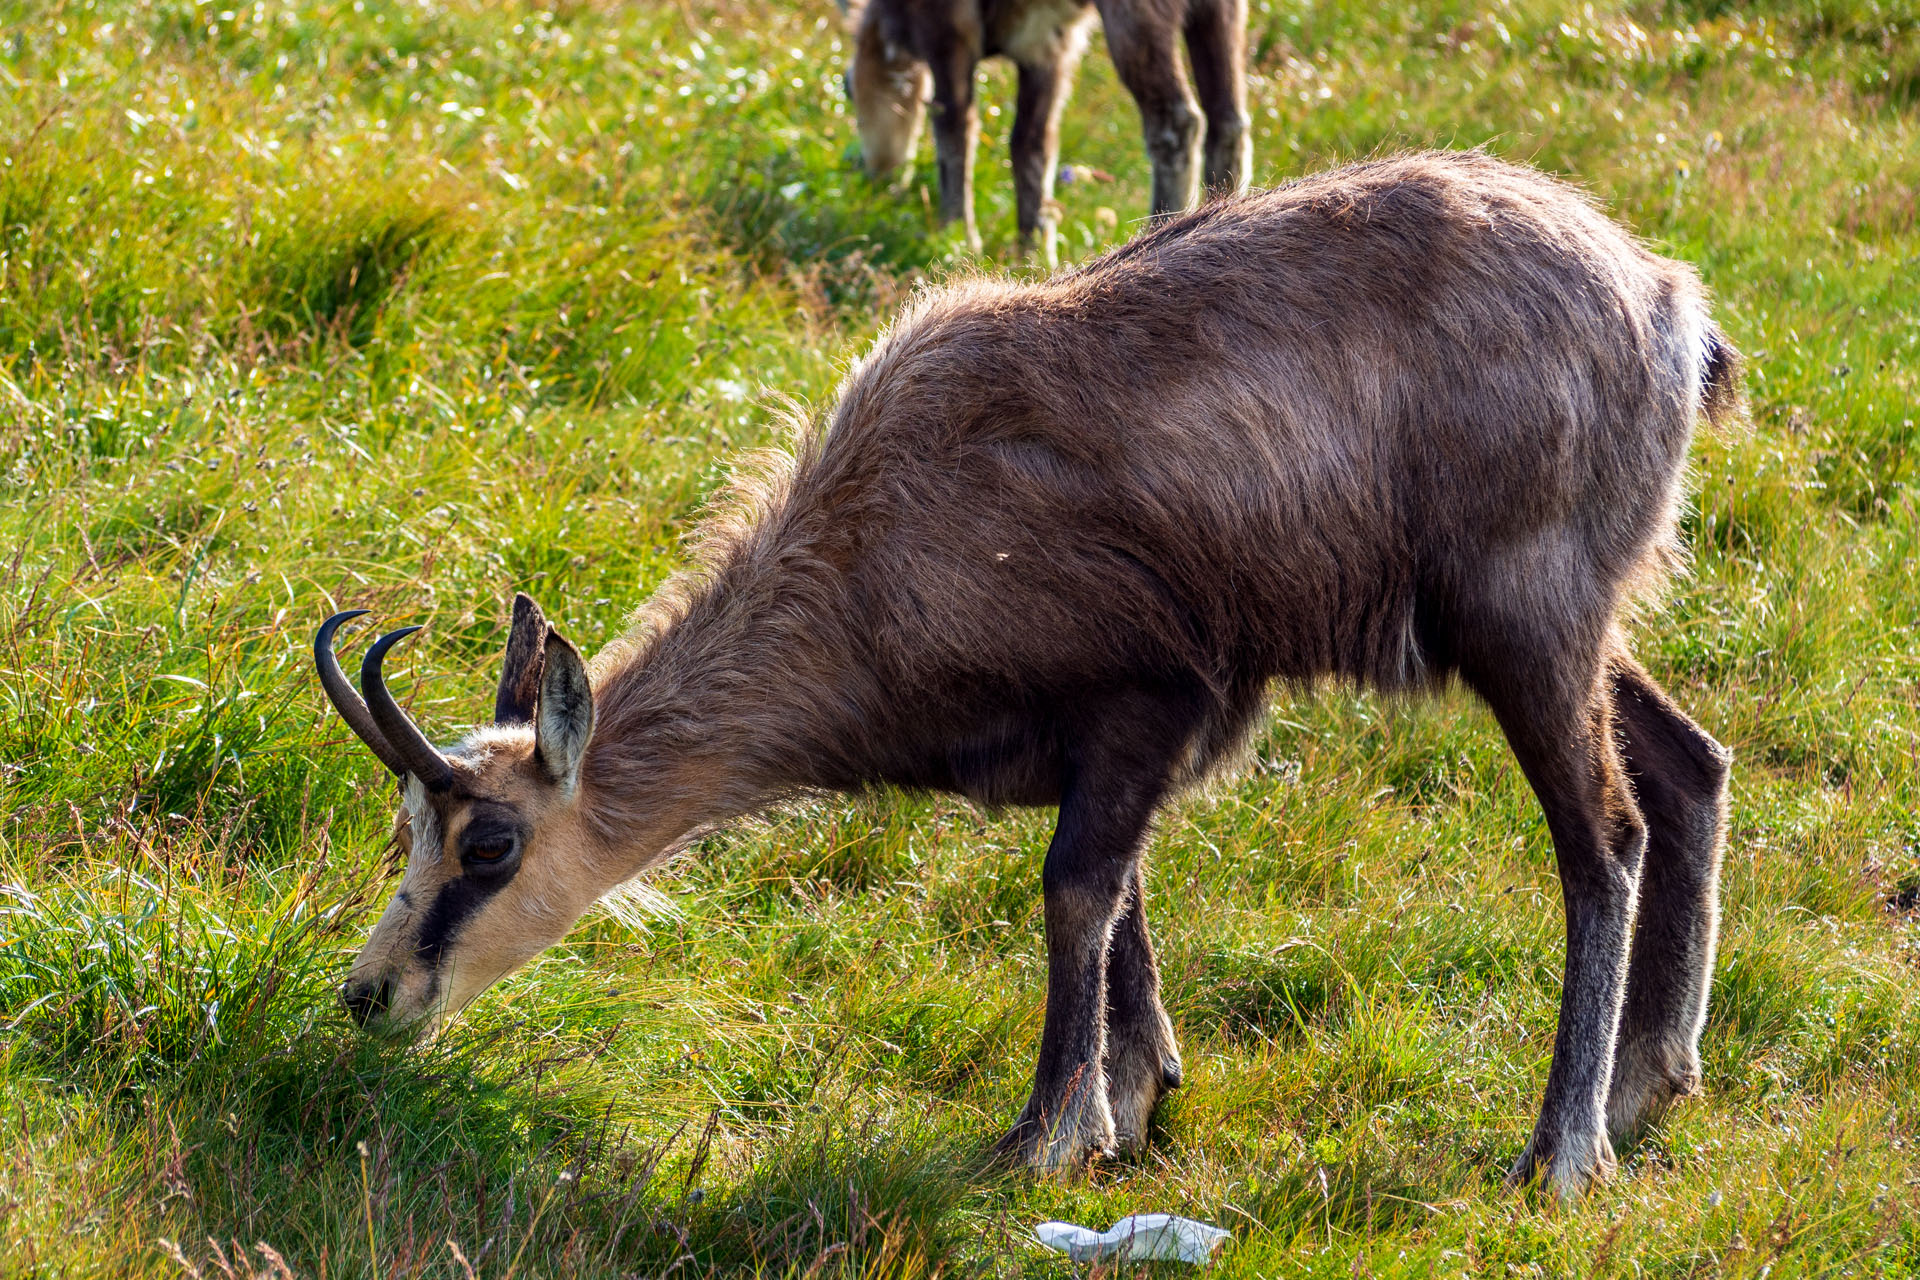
[340,973,393,1027]
[315,611,456,791]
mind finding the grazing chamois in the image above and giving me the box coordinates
[844,0,1251,265]
[323,152,1738,1197]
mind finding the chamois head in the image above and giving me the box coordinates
[846,8,929,181]
[319,594,602,1038]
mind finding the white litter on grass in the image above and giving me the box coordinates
[1034,1214,1232,1265]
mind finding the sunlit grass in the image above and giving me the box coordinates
[2,0,1918,1274]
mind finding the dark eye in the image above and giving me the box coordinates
[460,826,521,870]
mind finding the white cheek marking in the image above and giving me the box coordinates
[397,777,444,897]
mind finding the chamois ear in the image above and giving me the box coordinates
[494,592,548,725]
[534,630,594,788]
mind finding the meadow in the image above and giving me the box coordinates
[1,0,1918,1274]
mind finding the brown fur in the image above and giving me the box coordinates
[847,0,1251,264]
[335,153,1737,1196]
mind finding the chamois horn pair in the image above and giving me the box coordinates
[314,610,455,791]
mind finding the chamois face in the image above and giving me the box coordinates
[343,730,600,1036]
[848,19,929,179]
[318,594,603,1038]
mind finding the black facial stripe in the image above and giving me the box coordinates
[415,870,515,968]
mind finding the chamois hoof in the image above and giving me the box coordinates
[992,1090,1117,1175]
[1505,1128,1617,1201]
[1017,223,1061,273]
[1106,1044,1183,1155]
[1606,1040,1704,1142]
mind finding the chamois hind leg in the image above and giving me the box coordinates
[1011,53,1072,269]
[995,688,1198,1174]
[1464,614,1647,1199]
[1104,862,1183,1153]
[1182,0,1251,198]
[1605,651,1730,1141]
[1095,0,1201,219]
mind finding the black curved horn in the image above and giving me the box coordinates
[359,626,457,792]
[316,611,411,779]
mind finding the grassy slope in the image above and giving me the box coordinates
[1,0,1918,1275]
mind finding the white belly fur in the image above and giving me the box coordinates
[999,0,1096,66]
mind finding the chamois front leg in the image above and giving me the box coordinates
[996,700,1188,1173]
[928,53,982,252]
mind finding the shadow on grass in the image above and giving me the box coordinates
[246,199,456,350]
[165,1040,983,1278]
[700,143,946,283]
[11,962,982,1278]
[1,833,984,1275]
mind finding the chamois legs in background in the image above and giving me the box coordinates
[1097,0,1201,218]
[1010,49,1079,267]
[1096,0,1251,221]
[850,0,1253,260]
[1181,0,1252,197]
[928,52,982,252]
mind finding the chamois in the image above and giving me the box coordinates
[322,152,1738,1198]
[845,0,1251,265]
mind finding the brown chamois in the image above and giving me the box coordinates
[845,0,1251,265]
[322,152,1739,1198]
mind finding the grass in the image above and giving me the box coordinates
[1,0,1918,1274]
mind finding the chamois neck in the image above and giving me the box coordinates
[577,560,872,857]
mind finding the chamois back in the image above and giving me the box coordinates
[597,151,1737,807]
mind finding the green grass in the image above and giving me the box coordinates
[2,0,1918,1274]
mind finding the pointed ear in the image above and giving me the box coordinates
[494,593,548,725]
[534,630,594,788]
